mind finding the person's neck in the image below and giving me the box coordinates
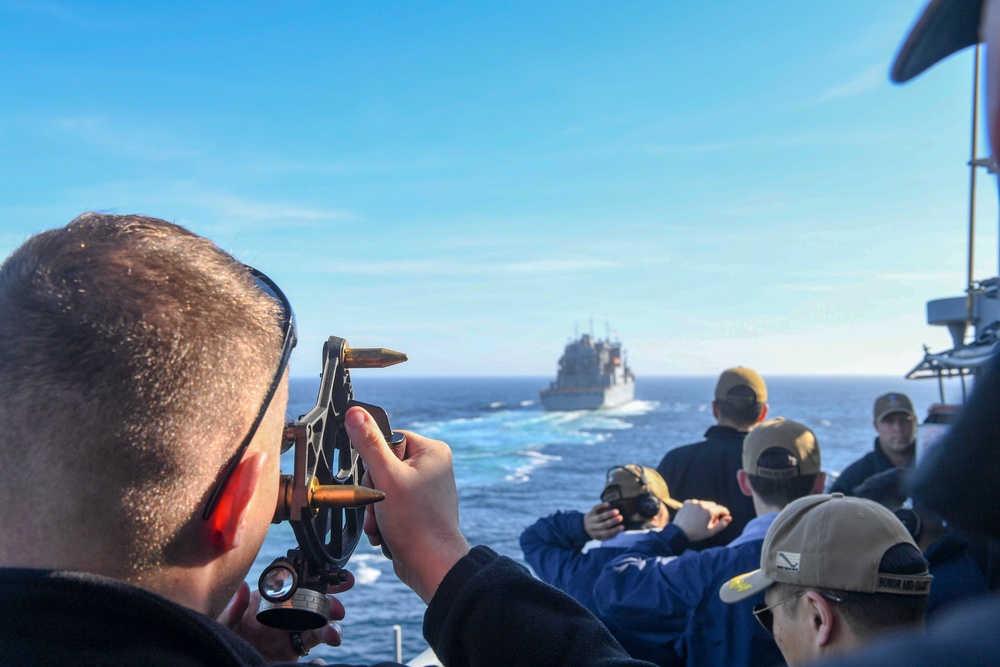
[751,496,784,518]
[817,626,864,663]
[879,440,914,467]
[715,417,754,432]
[132,564,226,617]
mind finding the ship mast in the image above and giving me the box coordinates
[966,44,982,327]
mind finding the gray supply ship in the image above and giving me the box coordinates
[540,332,635,410]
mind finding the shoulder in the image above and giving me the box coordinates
[661,441,701,461]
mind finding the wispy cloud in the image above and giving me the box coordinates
[305,255,619,277]
[875,271,966,283]
[773,283,836,292]
[190,189,355,226]
[7,2,137,31]
[505,258,619,273]
[53,117,201,161]
[816,65,886,102]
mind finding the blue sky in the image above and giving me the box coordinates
[2,0,997,378]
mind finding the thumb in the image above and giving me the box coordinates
[346,406,399,480]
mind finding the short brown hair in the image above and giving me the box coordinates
[746,448,819,507]
[0,214,284,574]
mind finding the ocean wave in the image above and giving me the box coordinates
[505,450,562,483]
[350,554,385,585]
[406,407,617,487]
[658,401,696,413]
[605,400,658,415]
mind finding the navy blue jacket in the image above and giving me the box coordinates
[520,510,688,615]
[594,515,784,667]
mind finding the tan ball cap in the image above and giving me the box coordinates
[720,494,931,603]
[715,367,767,403]
[873,392,916,423]
[742,418,820,479]
[602,465,683,511]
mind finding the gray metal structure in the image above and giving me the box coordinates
[907,45,999,405]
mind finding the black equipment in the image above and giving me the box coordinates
[895,507,923,541]
[256,336,406,631]
[602,465,661,519]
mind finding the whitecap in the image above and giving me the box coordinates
[353,561,382,585]
[604,400,658,416]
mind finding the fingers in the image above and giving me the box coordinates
[359,468,384,546]
[218,581,251,629]
[673,499,733,542]
[584,502,624,540]
[315,621,344,648]
[346,406,397,475]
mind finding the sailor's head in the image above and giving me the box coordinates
[602,465,681,529]
[713,367,768,430]
[737,418,825,512]
[719,494,930,666]
[0,213,290,617]
[872,392,916,457]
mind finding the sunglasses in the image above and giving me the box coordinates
[202,266,297,520]
[752,589,843,635]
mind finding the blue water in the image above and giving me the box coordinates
[248,375,946,664]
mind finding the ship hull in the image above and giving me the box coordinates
[540,381,635,411]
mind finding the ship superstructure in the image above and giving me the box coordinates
[539,333,635,410]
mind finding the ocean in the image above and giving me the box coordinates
[248,375,948,664]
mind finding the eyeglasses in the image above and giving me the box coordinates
[752,590,843,635]
[202,266,297,520]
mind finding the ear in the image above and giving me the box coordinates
[812,472,827,494]
[803,590,837,648]
[737,469,753,497]
[208,452,266,554]
[711,401,720,420]
[758,404,769,422]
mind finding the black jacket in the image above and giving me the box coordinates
[829,437,913,496]
[0,546,653,667]
[655,425,755,549]
[924,532,991,618]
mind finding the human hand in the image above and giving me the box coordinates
[671,499,732,543]
[346,406,471,604]
[584,502,624,540]
[218,574,354,661]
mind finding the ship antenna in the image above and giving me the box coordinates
[967,42,981,326]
